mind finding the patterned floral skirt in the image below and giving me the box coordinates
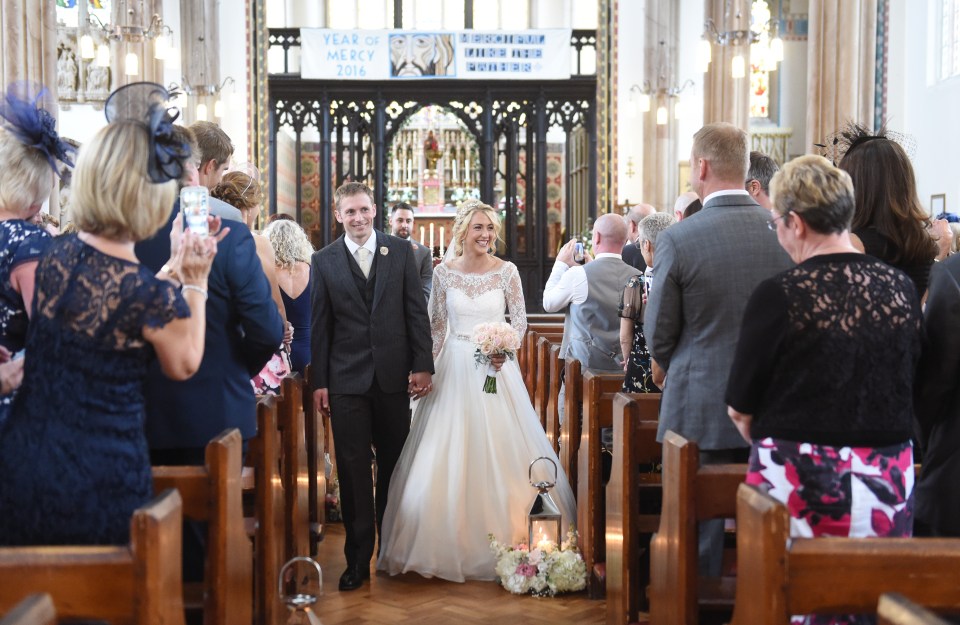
[746,437,915,625]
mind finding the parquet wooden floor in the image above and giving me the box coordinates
[310,523,607,624]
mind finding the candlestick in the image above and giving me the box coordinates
[439,226,445,256]
[429,223,435,254]
[452,158,458,182]
[420,226,425,245]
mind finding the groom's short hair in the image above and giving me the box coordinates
[335,181,374,209]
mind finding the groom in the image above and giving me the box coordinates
[310,182,434,591]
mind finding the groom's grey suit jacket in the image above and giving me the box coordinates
[644,193,791,450]
[310,231,434,396]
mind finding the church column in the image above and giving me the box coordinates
[805,0,877,153]
[640,0,681,213]
[702,0,751,130]
[180,0,219,124]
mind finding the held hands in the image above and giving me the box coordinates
[408,371,433,400]
[489,353,506,372]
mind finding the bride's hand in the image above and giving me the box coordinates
[490,354,506,372]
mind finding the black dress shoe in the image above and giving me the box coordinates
[338,564,370,591]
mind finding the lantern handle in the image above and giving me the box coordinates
[279,556,323,598]
[528,456,557,489]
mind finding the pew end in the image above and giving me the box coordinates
[879,593,953,625]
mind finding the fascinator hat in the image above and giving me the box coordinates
[104,82,189,184]
[815,121,916,166]
[0,82,76,176]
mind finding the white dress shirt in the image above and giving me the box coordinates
[702,189,750,206]
[541,252,623,312]
[344,233,378,259]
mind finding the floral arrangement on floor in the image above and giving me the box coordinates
[488,526,587,597]
[471,322,522,394]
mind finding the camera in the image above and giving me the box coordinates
[573,241,585,264]
[180,186,209,237]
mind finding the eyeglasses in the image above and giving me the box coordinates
[767,210,791,231]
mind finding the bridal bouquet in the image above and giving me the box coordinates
[471,322,522,394]
[488,526,587,597]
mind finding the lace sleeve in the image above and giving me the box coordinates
[504,263,527,338]
[429,263,448,359]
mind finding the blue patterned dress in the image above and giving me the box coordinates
[0,220,51,426]
[0,234,190,545]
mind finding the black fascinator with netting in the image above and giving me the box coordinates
[815,121,916,166]
[105,82,189,184]
[0,82,76,177]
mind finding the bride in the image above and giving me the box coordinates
[377,201,577,582]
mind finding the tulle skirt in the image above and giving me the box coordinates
[377,336,577,582]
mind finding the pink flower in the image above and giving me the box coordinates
[515,563,538,577]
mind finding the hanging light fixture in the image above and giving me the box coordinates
[627,40,694,124]
[85,0,174,77]
[702,0,783,79]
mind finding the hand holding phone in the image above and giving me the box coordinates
[573,241,585,265]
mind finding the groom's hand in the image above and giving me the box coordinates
[408,371,433,400]
[313,388,331,417]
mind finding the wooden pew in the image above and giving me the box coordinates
[0,490,186,625]
[302,365,326,555]
[526,313,565,325]
[534,333,563,431]
[151,428,251,625]
[247,397,286,625]
[879,594,953,625]
[575,369,634,597]
[559,357,582,492]
[278,375,310,562]
[545,343,563,452]
[0,595,55,625]
[524,323,564,400]
[649,431,747,625]
[606,393,663,625]
[731,484,960,625]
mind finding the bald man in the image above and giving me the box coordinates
[622,203,656,270]
[543,213,639,423]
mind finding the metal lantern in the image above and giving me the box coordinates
[279,556,324,625]
[528,456,562,549]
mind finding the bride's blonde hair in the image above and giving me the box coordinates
[451,200,501,256]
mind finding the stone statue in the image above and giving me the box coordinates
[86,63,109,94]
[57,49,78,95]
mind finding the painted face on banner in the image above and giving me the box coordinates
[390,34,438,77]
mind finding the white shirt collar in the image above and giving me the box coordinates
[703,189,750,205]
[344,234,378,256]
[594,252,623,260]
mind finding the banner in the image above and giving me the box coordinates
[300,29,572,81]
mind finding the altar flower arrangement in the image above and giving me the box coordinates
[471,322,522,394]
[488,526,587,597]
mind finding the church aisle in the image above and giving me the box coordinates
[309,524,607,624]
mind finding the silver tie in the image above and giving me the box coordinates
[357,247,371,279]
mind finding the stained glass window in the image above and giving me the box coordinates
[749,0,779,120]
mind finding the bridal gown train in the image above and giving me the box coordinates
[377,261,577,582]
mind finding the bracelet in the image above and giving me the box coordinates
[181,284,208,301]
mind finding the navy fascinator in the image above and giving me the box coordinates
[0,82,76,177]
[104,82,189,184]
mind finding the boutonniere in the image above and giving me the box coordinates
[380,246,389,256]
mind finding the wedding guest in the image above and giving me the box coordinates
[673,191,700,221]
[0,82,218,546]
[0,83,74,426]
[619,211,674,393]
[727,155,919,623]
[745,151,778,209]
[263,218,314,374]
[622,203,655,270]
[212,170,291,394]
[188,121,242,222]
[389,202,433,299]
[836,123,936,297]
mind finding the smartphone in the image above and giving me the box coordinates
[180,186,209,237]
[573,241,585,264]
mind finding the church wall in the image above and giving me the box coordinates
[896,0,959,216]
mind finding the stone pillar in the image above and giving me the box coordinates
[805,0,877,153]
[702,0,751,130]
[640,0,681,212]
[180,0,219,124]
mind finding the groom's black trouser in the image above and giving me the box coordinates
[329,379,410,568]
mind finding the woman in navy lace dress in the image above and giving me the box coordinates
[0,83,221,546]
[0,85,75,426]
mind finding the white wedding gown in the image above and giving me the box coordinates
[377,261,577,582]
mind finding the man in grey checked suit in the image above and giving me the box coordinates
[389,201,433,300]
[644,123,791,576]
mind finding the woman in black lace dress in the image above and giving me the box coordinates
[619,212,674,393]
[726,155,921,625]
[0,83,221,546]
